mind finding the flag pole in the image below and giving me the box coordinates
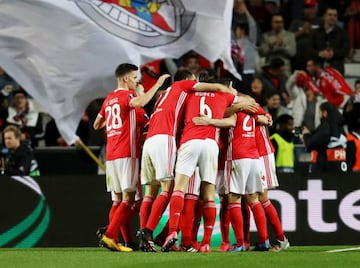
[76,140,106,172]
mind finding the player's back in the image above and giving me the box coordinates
[229,112,259,160]
[180,91,235,145]
[146,80,197,138]
[100,89,137,160]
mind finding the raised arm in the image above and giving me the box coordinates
[130,74,171,108]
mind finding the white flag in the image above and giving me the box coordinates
[0,0,236,144]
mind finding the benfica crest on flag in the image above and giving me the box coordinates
[75,0,195,47]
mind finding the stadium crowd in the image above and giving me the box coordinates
[0,0,360,252]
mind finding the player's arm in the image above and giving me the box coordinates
[224,95,259,117]
[194,82,237,95]
[255,114,273,127]
[130,74,171,108]
[93,114,106,130]
[192,114,236,128]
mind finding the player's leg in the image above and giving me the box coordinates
[259,154,289,251]
[244,159,270,251]
[199,182,216,252]
[102,158,138,252]
[142,180,173,252]
[245,193,270,251]
[161,172,190,252]
[180,168,201,252]
[161,140,199,252]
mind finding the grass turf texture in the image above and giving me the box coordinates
[1,246,360,268]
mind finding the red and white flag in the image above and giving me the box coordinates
[0,0,235,144]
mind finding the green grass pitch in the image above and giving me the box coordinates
[1,246,360,268]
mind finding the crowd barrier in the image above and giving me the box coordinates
[0,173,359,247]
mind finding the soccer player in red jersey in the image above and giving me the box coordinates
[255,123,290,251]
[161,87,238,253]
[93,63,169,252]
[138,70,236,251]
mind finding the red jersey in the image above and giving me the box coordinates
[146,80,198,139]
[180,91,236,146]
[227,112,259,160]
[99,88,138,160]
[255,124,275,156]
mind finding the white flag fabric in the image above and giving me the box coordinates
[0,0,236,144]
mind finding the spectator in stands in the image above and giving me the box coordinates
[309,7,350,75]
[344,0,360,61]
[232,0,259,45]
[263,90,290,136]
[296,57,354,108]
[302,101,348,173]
[258,13,296,76]
[0,67,18,93]
[250,75,267,107]
[286,70,324,132]
[0,90,9,132]
[270,114,295,173]
[317,0,349,26]
[1,125,40,176]
[288,0,322,37]
[291,21,314,72]
[264,0,280,14]
[247,0,273,33]
[231,22,257,94]
[6,88,43,147]
[343,79,360,132]
[346,118,360,173]
[258,57,290,106]
[179,51,211,78]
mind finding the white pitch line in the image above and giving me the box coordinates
[325,247,360,253]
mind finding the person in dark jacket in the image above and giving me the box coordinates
[1,125,40,176]
[301,101,348,173]
[309,7,350,75]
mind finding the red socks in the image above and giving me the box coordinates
[139,196,153,229]
[109,201,119,222]
[105,201,132,240]
[179,194,198,246]
[168,190,185,234]
[261,199,285,241]
[229,202,244,246]
[146,191,170,231]
[249,201,268,244]
[201,201,216,245]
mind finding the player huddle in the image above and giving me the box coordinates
[93,63,290,253]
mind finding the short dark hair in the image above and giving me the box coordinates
[115,63,138,78]
[355,79,360,87]
[234,22,249,36]
[198,68,218,82]
[277,114,294,126]
[265,57,285,70]
[173,69,194,82]
[13,88,27,97]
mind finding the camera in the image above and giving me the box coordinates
[293,126,303,136]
